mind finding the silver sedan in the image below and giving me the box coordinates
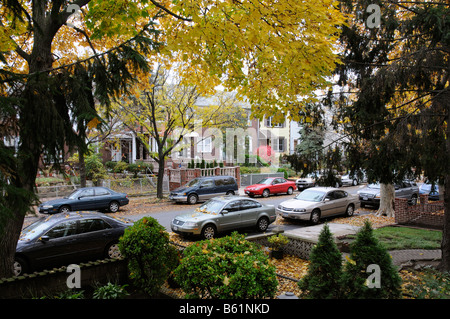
[171,196,276,239]
[276,187,359,224]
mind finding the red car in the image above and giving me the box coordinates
[244,177,296,198]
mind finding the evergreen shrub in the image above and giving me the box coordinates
[119,217,179,296]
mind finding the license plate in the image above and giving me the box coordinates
[363,197,368,201]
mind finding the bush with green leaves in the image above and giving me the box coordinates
[93,282,129,299]
[113,161,128,173]
[341,220,402,299]
[406,267,450,299]
[85,153,107,185]
[298,224,344,299]
[119,217,179,296]
[174,232,278,299]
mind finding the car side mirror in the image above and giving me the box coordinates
[324,198,330,202]
[40,235,50,242]
[221,209,229,215]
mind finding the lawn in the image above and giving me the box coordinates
[371,226,442,250]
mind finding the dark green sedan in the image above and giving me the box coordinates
[38,187,129,214]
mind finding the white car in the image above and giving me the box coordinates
[295,173,320,191]
[276,187,360,224]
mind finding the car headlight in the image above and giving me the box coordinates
[375,193,380,198]
[294,208,306,212]
[184,221,198,227]
[42,205,53,208]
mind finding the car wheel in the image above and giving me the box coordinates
[58,205,71,214]
[105,242,122,259]
[352,179,358,186]
[226,190,235,196]
[345,204,355,217]
[188,194,198,205]
[287,187,293,195]
[201,224,216,239]
[310,209,321,225]
[256,217,269,232]
[13,256,28,276]
[262,189,270,198]
[109,201,120,213]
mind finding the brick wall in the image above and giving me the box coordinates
[395,194,444,229]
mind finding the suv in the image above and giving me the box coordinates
[358,180,419,208]
[169,176,238,204]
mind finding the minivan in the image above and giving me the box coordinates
[169,176,239,204]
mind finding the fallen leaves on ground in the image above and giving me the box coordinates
[332,212,395,228]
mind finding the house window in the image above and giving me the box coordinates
[265,116,285,128]
[274,137,285,152]
[197,137,212,153]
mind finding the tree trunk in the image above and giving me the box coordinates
[440,174,450,271]
[376,183,395,217]
[0,212,26,278]
[156,157,166,199]
[439,100,450,271]
[79,150,86,188]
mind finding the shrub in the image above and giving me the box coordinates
[93,282,129,299]
[85,153,107,185]
[119,217,179,296]
[127,163,140,178]
[267,234,289,250]
[298,224,344,299]
[173,232,278,299]
[105,161,118,170]
[341,220,402,299]
[113,161,128,173]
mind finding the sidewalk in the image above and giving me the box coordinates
[389,249,441,267]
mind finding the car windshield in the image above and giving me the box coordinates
[185,179,200,187]
[367,183,381,189]
[66,189,81,199]
[256,178,273,185]
[195,199,225,215]
[19,217,52,241]
[294,190,325,202]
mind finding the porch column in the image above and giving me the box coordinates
[131,132,137,164]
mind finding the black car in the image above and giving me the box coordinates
[169,176,239,204]
[14,212,133,276]
[38,186,129,214]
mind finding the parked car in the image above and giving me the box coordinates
[171,196,276,239]
[419,182,440,201]
[358,181,419,208]
[169,175,238,204]
[38,187,129,214]
[14,211,133,276]
[295,174,319,191]
[341,171,367,186]
[244,177,296,198]
[276,187,359,224]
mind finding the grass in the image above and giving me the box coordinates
[374,226,442,250]
[347,226,442,250]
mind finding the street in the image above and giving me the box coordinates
[121,184,371,235]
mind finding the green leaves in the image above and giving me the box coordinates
[173,232,278,299]
[119,217,179,296]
